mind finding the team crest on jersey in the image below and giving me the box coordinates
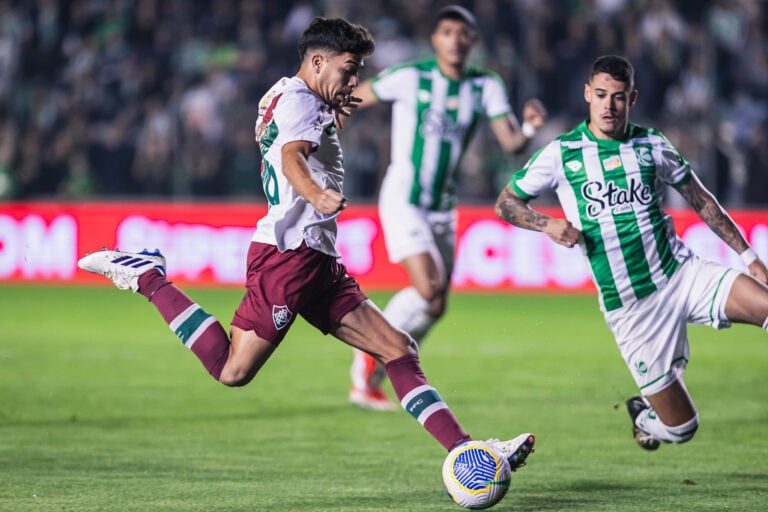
[635,147,653,167]
[272,304,293,330]
[566,161,583,172]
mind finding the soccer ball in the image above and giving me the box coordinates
[442,440,511,509]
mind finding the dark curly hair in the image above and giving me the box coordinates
[298,17,375,60]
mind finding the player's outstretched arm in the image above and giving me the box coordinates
[495,185,580,248]
[678,172,768,283]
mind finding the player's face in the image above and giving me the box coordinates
[431,19,476,68]
[584,72,637,140]
[317,51,364,108]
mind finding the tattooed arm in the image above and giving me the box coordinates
[495,185,581,248]
[677,172,768,282]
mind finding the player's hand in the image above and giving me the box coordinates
[748,258,768,285]
[544,218,581,248]
[334,95,362,130]
[522,98,547,129]
[312,189,348,214]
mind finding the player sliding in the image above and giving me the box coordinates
[79,16,534,470]
[495,55,768,451]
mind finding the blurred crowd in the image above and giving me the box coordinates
[0,0,766,205]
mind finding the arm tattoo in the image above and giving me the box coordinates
[495,187,550,231]
[679,179,749,253]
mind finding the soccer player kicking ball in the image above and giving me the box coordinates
[495,54,768,451]
[79,17,534,470]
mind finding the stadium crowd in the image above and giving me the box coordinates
[0,0,766,205]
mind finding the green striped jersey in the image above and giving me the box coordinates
[511,120,694,311]
[372,58,514,211]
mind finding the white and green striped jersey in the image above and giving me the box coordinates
[372,58,514,211]
[253,76,343,257]
[511,120,694,312]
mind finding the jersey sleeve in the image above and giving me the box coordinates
[509,142,560,199]
[274,91,326,148]
[370,65,416,103]
[482,72,514,120]
[652,129,692,188]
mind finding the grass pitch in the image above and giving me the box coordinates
[0,285,766,511]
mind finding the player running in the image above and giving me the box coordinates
[78,16,535,469]
[495,54,768,450]
[341,5,547,410]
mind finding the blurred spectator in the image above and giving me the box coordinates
[0,0,764,206]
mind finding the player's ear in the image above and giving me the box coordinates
[310,52,325,73]
[629,89,638,107]
[584,83,591,104]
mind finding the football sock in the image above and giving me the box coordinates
[762,317,768,333]
[137,270,230,380]
[383,287,436,345]
[385,353,471,451]
[635,408,699,444]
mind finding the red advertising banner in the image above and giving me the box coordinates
[1,201,766,292]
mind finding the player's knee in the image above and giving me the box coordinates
[218,366,256,387]
[424,290,448,318]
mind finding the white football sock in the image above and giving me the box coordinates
[383,287,436,345]
[636,408,699,444]
[762,316,768,333]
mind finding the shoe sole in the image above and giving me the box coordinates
[509,434,535,471]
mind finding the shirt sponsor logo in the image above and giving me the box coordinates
[581,178,652,219]
[420,108,464,141]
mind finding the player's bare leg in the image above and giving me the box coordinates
[349,251,447,409]
[626,379,699,451]
[723,273,768,328]
[337,299,471,451]
[217,327,277,387]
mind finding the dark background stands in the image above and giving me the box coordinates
[0,0,765,206]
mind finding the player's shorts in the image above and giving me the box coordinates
[378,195,456,278]
[231,241,368,346]
[604,255,740,396]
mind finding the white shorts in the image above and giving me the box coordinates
[378,193,456,279]
[604,255,740,396]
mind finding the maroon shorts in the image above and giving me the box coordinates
[231,241,368,346]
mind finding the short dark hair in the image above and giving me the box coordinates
[589,55,635,90]
[298,17,375,60]
[432,5,477,33]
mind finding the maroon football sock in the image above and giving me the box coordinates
[385,353,471,451]
[137,270,230,380]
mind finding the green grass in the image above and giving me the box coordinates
[0,285,766,511]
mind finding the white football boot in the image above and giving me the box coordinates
[486,433,535,472]
[78,248,166,292]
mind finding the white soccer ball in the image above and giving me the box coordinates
[442,440,511,509]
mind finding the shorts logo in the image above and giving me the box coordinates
[272,305,293,330]
[635,360,648,376]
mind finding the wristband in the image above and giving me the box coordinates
[521,121,536,138]
[740,248,758,266]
